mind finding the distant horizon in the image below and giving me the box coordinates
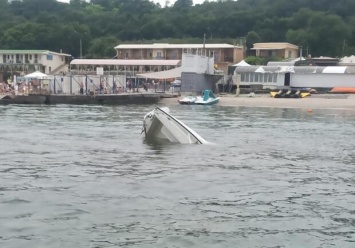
[56,0,216,6]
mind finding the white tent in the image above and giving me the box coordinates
[137,67,182,79]
[233,60,251,67]
[24,71,48,79]
[255,66,266,73]
[322,66,347,74]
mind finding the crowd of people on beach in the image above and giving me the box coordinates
[1,77,175,96]
[0,79,47,95]
[0,82,13,94]
[78,78,170,95]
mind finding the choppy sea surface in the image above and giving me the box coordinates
[0,103,355,248]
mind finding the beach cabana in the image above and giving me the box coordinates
[24,71,50,94]
[24,71,48,79]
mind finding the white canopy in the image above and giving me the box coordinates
[233,60,251,67]
[137,67,182,79]
[255,66,265,73]
[322,66,347,74]
[24,71,48,79]
[276,66,295,73]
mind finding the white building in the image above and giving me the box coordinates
[234,65,355,91]
[0,50,71,80]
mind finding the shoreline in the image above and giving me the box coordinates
[160,94,355,110]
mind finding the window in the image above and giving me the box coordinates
[157,51,162,58]
[47,55,53,60]
[245,73,249,82]
[273,74,277,83]
[269,50,276,57]
[288,51,292,58]
[254,73,258,82]
[264,74,268,82]
[172,51,177,59]
[49,67,51,72]
[268,73,273,82]
[241,73,245,82]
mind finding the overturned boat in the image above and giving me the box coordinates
[178,95,197,105]
[142,107,207,144]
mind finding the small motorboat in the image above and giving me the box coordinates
[142,107,208,144]
[329,87,355,93]
[194,90,219,105]
[178,95,196,105]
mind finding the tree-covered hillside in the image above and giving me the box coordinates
[1,0,354,58]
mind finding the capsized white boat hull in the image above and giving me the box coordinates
[194,96,220,105]
[142,107,207,144]
[178,96,196,105]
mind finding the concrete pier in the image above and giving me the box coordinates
[0,93,161,105]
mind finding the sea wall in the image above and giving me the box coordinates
[0,93,161,105]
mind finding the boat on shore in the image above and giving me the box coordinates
[195,90,219,105]
[142,107,208,144]
[329,87,355,93]
[178,95,196,105]
[178,90,219,105]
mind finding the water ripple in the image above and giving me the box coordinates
[0,104,355,247]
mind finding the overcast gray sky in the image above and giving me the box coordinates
[57,0,216,6]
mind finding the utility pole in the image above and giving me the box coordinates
[299,46,302,60]
[80,38,82,59]
[74,29,85,59]
[203,33,206,56]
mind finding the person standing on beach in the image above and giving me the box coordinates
[99,80,104,94]
[127,80,132,93]
[80,82,84,95]
[112,80,117,94]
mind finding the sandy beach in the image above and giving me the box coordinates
[160,94,355,110]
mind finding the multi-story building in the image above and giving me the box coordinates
[0,50,71,81]
[251,42,299,59]
[114,43,244,74]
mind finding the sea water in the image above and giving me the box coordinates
[0,104,354,247]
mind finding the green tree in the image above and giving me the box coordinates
[174,0,193,8]
[87,36,118,58]
[245,31,260,55]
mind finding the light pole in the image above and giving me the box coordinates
[79,37,82,59]
[74,29,85,59]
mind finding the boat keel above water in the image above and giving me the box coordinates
[142,107,208,144]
